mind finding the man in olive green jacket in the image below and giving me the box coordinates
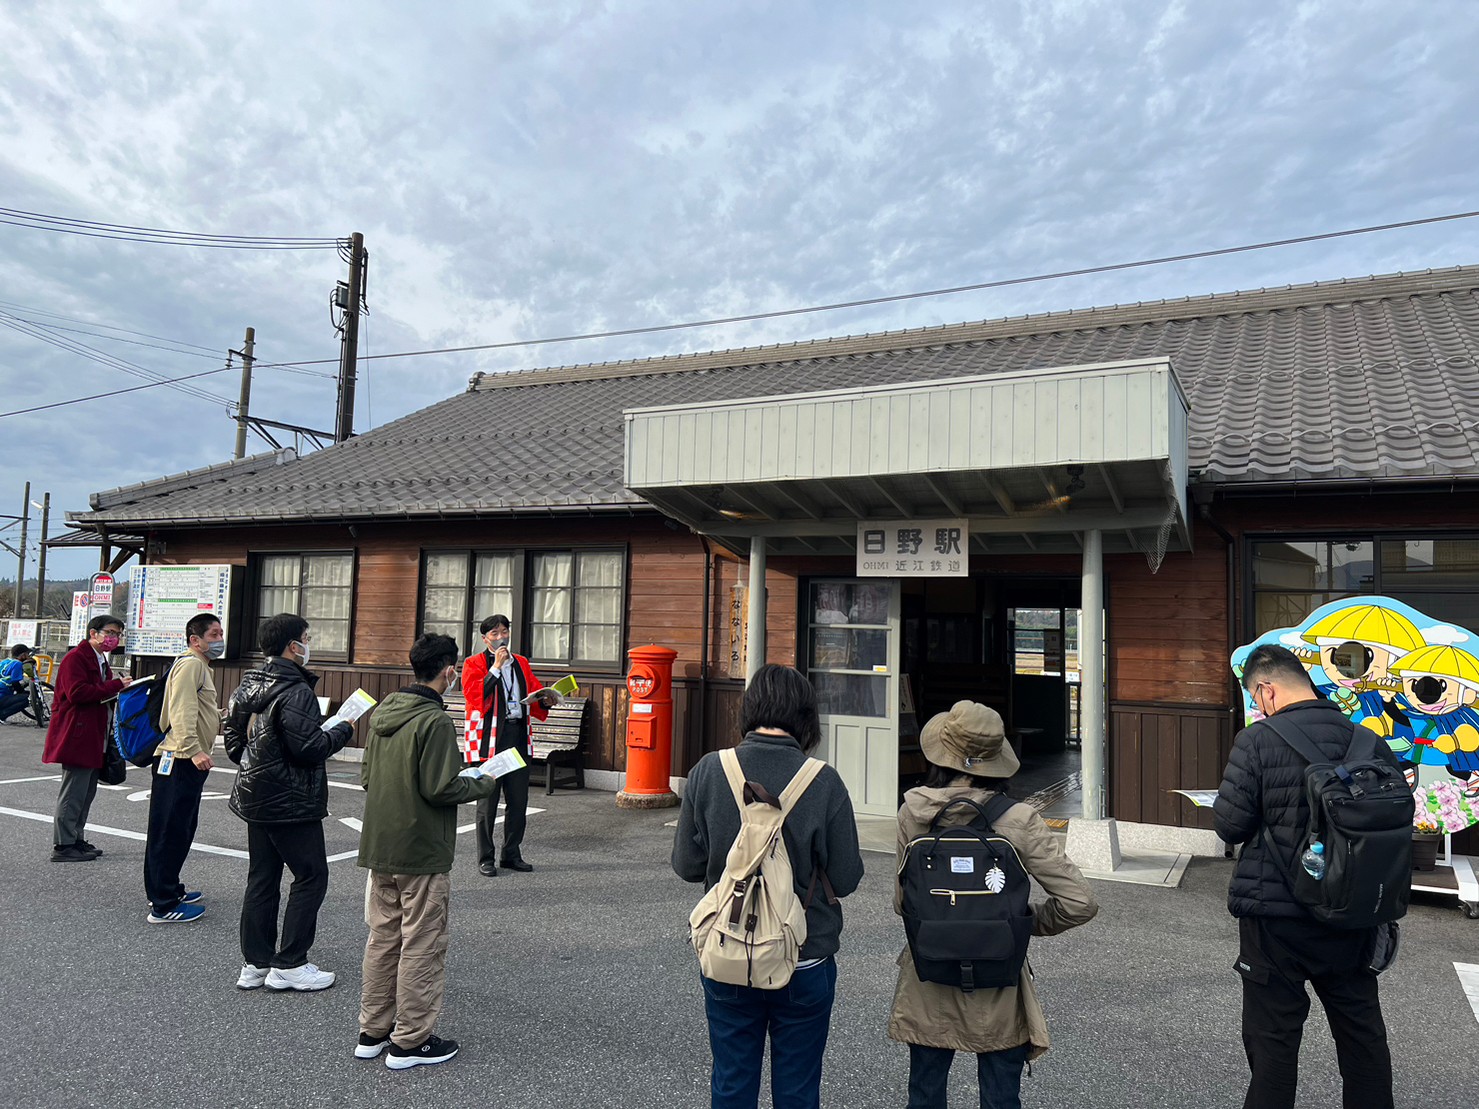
[356,634,498,1071]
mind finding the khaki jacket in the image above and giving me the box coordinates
[888,786,1098,1060]
[159,652,219,760]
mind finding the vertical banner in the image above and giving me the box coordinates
[728,584,748,678]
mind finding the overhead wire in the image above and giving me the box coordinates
[253,208,1479,370]
[0,363,238,419]
[0,312,232,405]
[0,206,344,249]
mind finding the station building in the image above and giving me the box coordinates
[67,265,1479,849]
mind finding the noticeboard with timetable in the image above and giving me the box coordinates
[125,565,236,656]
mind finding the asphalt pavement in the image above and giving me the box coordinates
[0,719,1475,1108]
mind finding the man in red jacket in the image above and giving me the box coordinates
[460,614,555,877]
[43,615,132,862]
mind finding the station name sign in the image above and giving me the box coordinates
[856,519,968,578]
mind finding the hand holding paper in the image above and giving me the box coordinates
[521,674,577,706]
[323,688,377,732]
[457,747,528,780]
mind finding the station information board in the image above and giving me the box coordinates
[126,564,234,656]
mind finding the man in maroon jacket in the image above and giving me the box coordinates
[42,615,132,861]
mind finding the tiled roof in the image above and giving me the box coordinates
[73,266,1479,528]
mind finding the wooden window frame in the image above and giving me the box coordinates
[246,549,357,662]
[416,546,627,674]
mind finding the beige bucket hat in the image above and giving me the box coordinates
[919,700,1020,778]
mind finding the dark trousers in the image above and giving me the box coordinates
[476,717,530,865]
[907,1043,1030,1109]
[701,957,837,1109]
[241,821,328,970]
[144,756,208,912]
[53,764,99,848]
[1237,916,1393,1109]
[0,688,28,720]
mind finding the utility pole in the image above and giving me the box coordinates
[234,327,256,459]
[14,481,29,617]
[33,492,49,617]
[334,231,365,442]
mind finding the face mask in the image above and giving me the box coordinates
[444,666,458,688]
[100,635,120,652]
[205,641,227,660]
[490,636,509,653]
[292,640,311,667]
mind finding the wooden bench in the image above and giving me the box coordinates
[530,697,588,794]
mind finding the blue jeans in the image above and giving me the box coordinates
[701,957,838,1109]
[907,1042,1030,1109]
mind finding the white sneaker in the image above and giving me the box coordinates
[264,963,335,992]
[236,963,269,990]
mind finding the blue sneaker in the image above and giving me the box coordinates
[147,903,205,924]
[179,891,204,905]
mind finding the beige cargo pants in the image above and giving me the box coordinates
[359,871,453,1048]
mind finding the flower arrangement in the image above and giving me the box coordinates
[1413,781,1478,835]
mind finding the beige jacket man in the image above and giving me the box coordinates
[160,652,220,763]
[888,785,1098,1060]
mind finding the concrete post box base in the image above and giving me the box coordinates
[616,789,679,810]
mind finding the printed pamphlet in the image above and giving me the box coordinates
[323,688,377,731]
[458,747,529,780]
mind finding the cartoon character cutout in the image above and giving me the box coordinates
[1297,603,1422,747]
[1389,644,1479,778]
[1232,596,1479,831]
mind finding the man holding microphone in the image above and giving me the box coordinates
[461,614,559,877]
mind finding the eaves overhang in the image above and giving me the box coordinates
[624,358,1192,557]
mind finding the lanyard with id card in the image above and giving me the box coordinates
[159,750,175,776]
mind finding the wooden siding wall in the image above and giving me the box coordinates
[1110,702,1231,829]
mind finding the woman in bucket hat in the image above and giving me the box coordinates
[888,701,1098,1109]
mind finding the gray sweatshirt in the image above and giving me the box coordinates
[671,731,866,960]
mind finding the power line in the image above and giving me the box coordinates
[253,208,1479,370]
[0,206,344,249]
[0,364,238,419]
[0,312,232,405]
[0,298,223,353]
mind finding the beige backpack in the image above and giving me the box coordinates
[688,748,827,989]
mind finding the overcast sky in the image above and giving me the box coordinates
[1,0,1476,581]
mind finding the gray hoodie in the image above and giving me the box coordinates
[672,731,866,960]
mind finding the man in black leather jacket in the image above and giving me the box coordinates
[224,612,353,993]
[1214,644,1397,1109]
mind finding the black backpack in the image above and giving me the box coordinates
[898,795,1034,992]
[1260,715,1414,929]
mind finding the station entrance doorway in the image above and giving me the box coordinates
[807,575,1084,817]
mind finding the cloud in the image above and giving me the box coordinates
[1,0,1478,580]
[1421,625,1472,646]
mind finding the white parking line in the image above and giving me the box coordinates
[0,804,250,859]
[340,817,362,831]
[0,774,61,785]
[1457,963,1479,1026]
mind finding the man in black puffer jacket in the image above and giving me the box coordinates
[1214,644,1398,1109]
[225,612,353,994]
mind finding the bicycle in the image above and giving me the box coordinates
[22,680,54,727]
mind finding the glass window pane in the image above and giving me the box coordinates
[574,625,619,662]
[471,585,514,623]
[1253,541,1373,591]
[576,586,621,625]
[808,628,887,670]
[313,619,349,655]
[810,581,891,625]
[423,586,465,624]
[530,624,569,660]
[303,588,350,622]
[473,553,513,588]
[532,553,573,588]
[304,554,352,587]
[1253,591,1355,636]
[577,550,622,588]
[812,672,888,718]
[258,586,297,617]
[425,552,468,589]
[259,554,299,588]
[1381,539,1479,591]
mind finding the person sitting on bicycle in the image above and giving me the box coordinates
[0,644,33,723]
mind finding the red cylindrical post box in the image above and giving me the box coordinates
[615,645,680,809]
